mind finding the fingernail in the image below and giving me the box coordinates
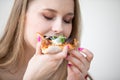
[78,48,84,51]
[67,64,72,67]
[37,36,41,42]
[67,45,69,49]
[85,74,88,79]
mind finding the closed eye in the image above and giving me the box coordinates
[44,16,54,20]
[64,19,73,24]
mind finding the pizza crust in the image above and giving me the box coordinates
[42,45,62,54]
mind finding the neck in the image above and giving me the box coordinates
[24,43,35,64]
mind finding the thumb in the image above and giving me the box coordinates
[53,45,69,60]
[35,35,42,55]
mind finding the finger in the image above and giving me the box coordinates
[70,50,90,70]
[35,35,42,55]
[67,64,73,74]
[67,64,74,79]
[78,48,94,62]
[70,50,89,65]
[72,66,86,80]
[53,45,69,60]
[67,64,85,80]
[67,56,85,73]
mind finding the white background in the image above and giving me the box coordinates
[0,0,120,80]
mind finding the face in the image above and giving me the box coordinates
[24,0,74,49]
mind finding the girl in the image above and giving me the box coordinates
[0,0,93,80]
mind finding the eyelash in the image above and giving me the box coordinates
[64,19,72,24]
[44,16,53,20]
[44,16,72,24]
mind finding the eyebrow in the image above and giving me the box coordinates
[43,8,57,13]
[43,8,74,16]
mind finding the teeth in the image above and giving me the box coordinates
[43,35,47,38]
[44,36,52,40]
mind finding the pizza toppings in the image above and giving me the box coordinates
[37,33,78,54]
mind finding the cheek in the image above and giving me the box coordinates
[24,15,51,48]
[64,26,72,38]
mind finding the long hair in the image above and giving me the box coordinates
[0,0,28,69]
[0,0,83,80]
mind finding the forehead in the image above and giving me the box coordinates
[28,0,74,13]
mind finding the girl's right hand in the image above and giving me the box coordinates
[23,37,69,80]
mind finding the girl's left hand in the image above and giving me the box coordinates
[66,48,93,80]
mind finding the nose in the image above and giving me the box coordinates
[51,18,63,33]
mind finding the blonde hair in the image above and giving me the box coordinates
[0,0,28,68]
[0,0,82,80]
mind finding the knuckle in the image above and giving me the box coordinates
[89,53,94,60]
[61,53,67,58]
[87,66,90,71]
[79,53,83,58]
[78,62,82,68]
[75,70,81,75]
[86,63,90,70]
[83,48,89,52]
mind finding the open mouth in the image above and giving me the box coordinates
[43,35,53,40]
[44,35,66,40]
[43,35,67,45]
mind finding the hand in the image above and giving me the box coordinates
[23,38,69,80]
[66,48,93,80]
